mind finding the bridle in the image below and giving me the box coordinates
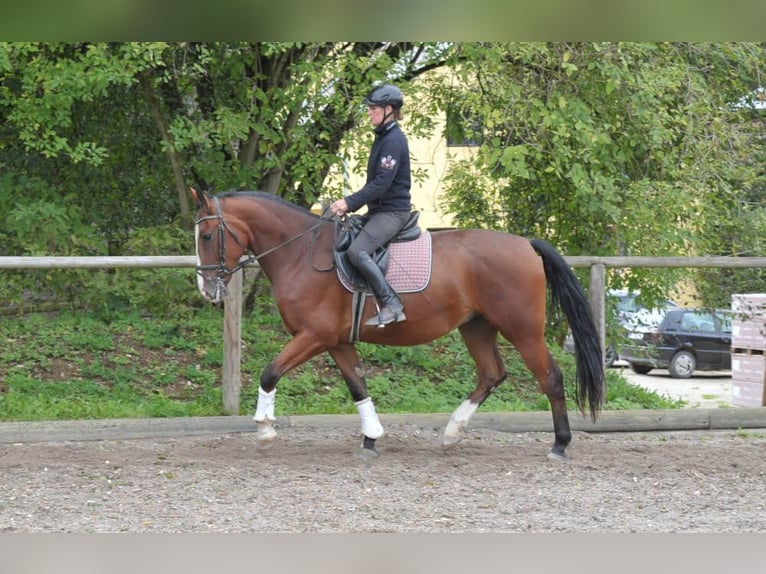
[195,196,249,290]
[195,196,334,290]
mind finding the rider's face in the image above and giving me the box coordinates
[367,105,387,127]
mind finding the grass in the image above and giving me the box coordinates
[735,428,766,439]
[0,300,684,422]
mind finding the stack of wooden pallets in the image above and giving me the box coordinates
[731,293,766,407]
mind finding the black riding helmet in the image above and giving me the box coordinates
[363,84,404,109]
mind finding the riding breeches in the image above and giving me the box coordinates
[346,211,409,267]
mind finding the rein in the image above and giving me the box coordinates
[195,196,334,279]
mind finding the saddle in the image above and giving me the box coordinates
[333,211,422,291]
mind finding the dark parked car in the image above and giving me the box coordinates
[619,308,732,378]
[564,290,677,367]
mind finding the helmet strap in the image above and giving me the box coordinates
[381,105,396,124]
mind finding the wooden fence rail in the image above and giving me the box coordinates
[3,255,766,415]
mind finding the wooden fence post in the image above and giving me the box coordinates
[588,263,606,365]
[222,268,242,415]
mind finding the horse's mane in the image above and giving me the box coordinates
[216,190,321,220]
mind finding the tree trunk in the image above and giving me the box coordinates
[139,72,191,230]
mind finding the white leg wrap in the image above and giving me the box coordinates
[355,397,384,439]
[253,387,276,422]
[443,400,478,446]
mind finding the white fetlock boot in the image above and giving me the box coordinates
[253,387,278,448]
[443,400,478,447]
[354,397,384,459]
[355,397,385,440]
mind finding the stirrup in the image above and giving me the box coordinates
[365,306,406,328]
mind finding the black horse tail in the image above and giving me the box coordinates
[530,238,605,421]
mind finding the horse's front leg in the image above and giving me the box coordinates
[254,333,325,449]
[253,385,278,447]
[328,344,384,459]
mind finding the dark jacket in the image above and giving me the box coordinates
[344,121,412,214]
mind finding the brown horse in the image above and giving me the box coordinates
[192,188,605,459]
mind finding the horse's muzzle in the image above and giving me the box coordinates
[197,271,227,303]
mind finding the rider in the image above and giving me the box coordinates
[330,84,412,327]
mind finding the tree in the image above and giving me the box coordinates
[0,43,177,254]
[436,42,766,304]
[695,87,766,307]
[3,42,765,312]
[0,42,454,310]
[1,42,454,234]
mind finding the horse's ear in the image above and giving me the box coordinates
[190,187,208,210]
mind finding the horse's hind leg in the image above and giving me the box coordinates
[443,317,507,447]
[513,338,571,459]
[328,344,384,459]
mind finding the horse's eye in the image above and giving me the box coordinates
[202,233,213,241]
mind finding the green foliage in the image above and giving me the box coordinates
[0,173,104,257]
[107,224,198,316]
[4,41,765,310]
[0,308,226,420]
[1,41,454,249]
[438,42,766,304]
[0,173,111,309]
[0,43,148,164]
[0,176,197,315]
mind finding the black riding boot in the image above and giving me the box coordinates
[355,251,406,327]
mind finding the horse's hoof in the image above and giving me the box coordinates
[354,446,379,460]
[256,436,277,450]
[547,450,568,461]
[441,430,462,449]
[255,424,278,449]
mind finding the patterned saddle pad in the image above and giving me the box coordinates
[337,231,433,294]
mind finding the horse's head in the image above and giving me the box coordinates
[191,188,249,303]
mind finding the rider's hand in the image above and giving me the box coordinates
[330,199,348,217]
